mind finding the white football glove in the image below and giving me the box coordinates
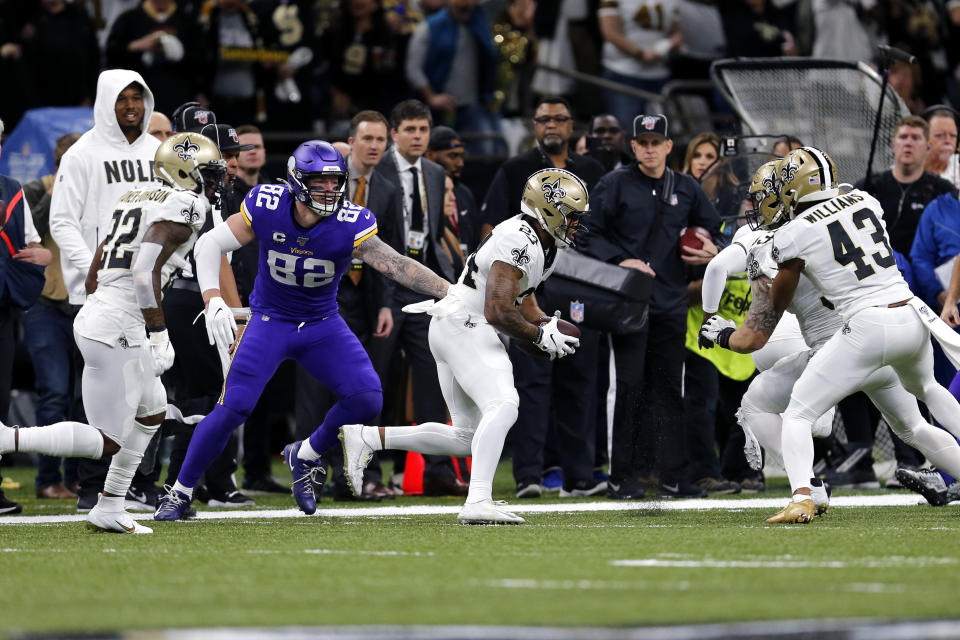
[147,329,176,377]
[204,296,237,353]
[534,313,580,359]
[699,315,737,349]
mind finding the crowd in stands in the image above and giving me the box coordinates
[2,0,960,514]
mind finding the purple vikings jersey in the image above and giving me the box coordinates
[239,183,378,320]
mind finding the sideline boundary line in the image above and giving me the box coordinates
[0,494,930,525]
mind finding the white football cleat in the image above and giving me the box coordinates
[457,500,525,525]
[86,504,153,534]
[339,424,374,498]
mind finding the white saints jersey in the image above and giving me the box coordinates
[772,189,913,322]
[743,229,841,350]
[87,185,207,323]
[447,214,556,319]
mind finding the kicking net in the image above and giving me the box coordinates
[710,58,910,185]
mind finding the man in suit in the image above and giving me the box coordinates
[426,126,481,254]
[296,110,404,500]
[367,99,466,496]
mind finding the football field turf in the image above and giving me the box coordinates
[2,464,959,637]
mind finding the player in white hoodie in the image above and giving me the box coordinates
[50,69,161,306]
[49,70,162,512]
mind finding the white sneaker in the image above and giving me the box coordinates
[339,424,373,498]
[86,504,153,534]
[457,500,525,525]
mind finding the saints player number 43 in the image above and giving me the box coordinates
[827,208,896,281]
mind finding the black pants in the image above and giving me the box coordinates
[609,313,688,484]
[510,328,600,485]
[684,350,755,481]
[0,306,16,480]
[366,303,454,480]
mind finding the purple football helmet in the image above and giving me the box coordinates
[287,140,349,217]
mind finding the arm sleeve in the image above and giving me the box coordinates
[909,205,943,305]
[21,197,41,244]
[49,153,94,272]
[195,221,244,293]
[405,23,431,91]
[702,243,748,314]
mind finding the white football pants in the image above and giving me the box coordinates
[76,333,167,443]
[780,304,960,492]
[383,311,519,504]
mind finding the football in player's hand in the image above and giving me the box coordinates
[513,316,581,359]
[679,226,710,252]
[534,315,581,339]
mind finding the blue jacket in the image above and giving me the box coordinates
[0,173,45,309]
[909,194,960,306]
[424,8,498,103]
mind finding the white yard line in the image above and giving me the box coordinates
[0,494,931,525]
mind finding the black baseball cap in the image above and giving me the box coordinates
[428,126,463,151]
[198,123,255,152]
[633,113,669,139]
[172,102,216,133]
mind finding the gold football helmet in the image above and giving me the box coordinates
[745,160,783,230]
[155,132,226,194]
[777,146,839,220]
[520,168,589,247]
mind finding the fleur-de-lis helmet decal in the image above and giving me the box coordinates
[173,136,201,161]
[540,178,567,205]
[155,132,226,195]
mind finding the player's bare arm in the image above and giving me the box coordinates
[353,234,450,300]
[134,220,191,329]
[770,258,803,314]
[728,275,783,353]
[483,260,539,342]
[518,292,548,323]
[85,239,108,294]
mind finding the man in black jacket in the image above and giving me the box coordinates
[426,126,481,254]
[481,96,609,499]
[579,114,720,499]
[855,115,957,256]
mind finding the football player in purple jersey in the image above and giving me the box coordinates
[155,140,450,519]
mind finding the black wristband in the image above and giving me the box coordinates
[717,327,735,349]
[535,326,543,345]
[147,325,166,335]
